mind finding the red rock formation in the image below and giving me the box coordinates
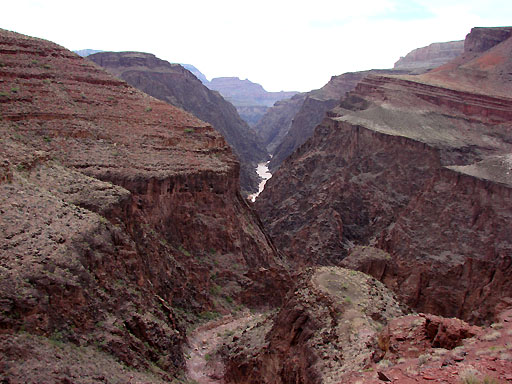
[222,267,407,384]
[256,27,512,324]
[261,69,410,171]
[0,28,287,382]
[342,309,512,383]
[87,51,268,196]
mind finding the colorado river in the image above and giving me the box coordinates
[248,161,272,202]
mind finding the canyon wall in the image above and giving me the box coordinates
[256,28,512,324]
[258,70,408,171]
[0,29,287,382]
[87,51,267,196]
[207,76,297,127]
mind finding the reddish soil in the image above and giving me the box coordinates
[185,312,257,384]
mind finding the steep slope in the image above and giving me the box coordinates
[181,63,209,85]
[266,70,408,171]
[87,51,268,196]
[255,93,307,154]
[394,40,464,70]
[222,267,408,384]
[256,27,512,324]
[207,77,297,127]
[0,29,288,382]
[421,26,512,98]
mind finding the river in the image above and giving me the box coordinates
[248,161,272,202]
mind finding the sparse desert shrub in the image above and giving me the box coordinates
[209,284,221,295]
[184,128,194,133]
[481,330,501,341]
[417,354,429,366]
[458,368,499,384]
[199,311,220,321]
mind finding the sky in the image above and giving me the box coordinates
[1,0,511,92]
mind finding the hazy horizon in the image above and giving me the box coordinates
[1,0,511,92]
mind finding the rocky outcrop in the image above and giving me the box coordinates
[223,267,512,384]
[342,309,512,383]
[87,51,267,196]
[207,77,297,126]
[222,267,407,384]
[256,27,512,323]
[0,29,288,382]
[394,41,464,70]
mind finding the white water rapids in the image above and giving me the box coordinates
[248,161,272,202]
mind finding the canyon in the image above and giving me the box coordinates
[86,51,267,196]
[0,29,288,382]
[255,27,512,325]
[1,24,512,384]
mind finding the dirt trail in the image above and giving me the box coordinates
[185,312,254,384]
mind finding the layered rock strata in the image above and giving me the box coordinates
[259,70,409,171]
[256,27,512,323]
[87,51,268,196]
[0,29,287,382]
[394,40,464,70]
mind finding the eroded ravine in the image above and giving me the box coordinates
[185,312,256,383]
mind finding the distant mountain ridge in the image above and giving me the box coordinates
[206,77,298,126]
[74,49,103,57]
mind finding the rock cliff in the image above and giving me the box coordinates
[0,29,288,382]
[222,267,512,384]
[256,27,512,324]
[222,267,407,384]
[259,70,408,171]
[87,51,267,196]
[394,40,464,70]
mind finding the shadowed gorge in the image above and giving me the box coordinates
[1,21,512,384]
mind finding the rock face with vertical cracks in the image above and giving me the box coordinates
[87,51,268,196]
[0,29,288,382]
[256,27,512,324]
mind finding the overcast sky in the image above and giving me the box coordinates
[1,0,510,92]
